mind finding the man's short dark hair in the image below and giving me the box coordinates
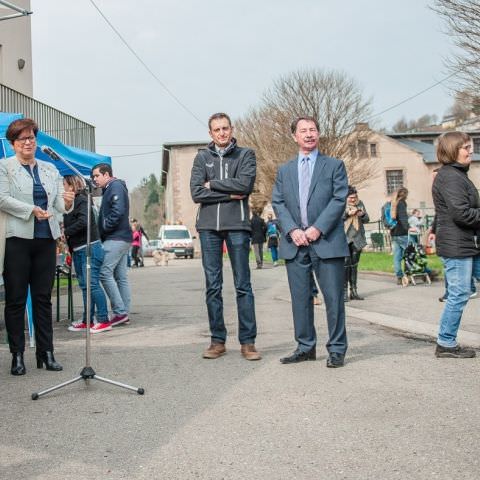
[291,116,320,134]
[208,112,232,130]
[92,163,113,176]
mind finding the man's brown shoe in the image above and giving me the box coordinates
[202,342,226,359]
[241,344,262,361]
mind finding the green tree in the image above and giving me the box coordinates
[129,174,164,238]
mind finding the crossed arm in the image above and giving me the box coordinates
[190,150,256,204]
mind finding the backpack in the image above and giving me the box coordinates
[267,222,278,238]
[382,202,397,230]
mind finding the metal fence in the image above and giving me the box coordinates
[0,83,95,150]
[363,213,435,252]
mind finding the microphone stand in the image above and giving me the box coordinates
[32,151,144,400]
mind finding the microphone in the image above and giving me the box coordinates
[41,145,61,161]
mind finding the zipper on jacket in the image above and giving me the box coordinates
[216,154,223,231]
[196,205,201,224]
[240,198,244,222]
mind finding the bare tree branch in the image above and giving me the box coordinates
[431,0,480,93]
[235,68,378,210]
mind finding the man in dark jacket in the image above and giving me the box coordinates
[190,112,260,361]
[92,163,132,327]
[250,210,267,269]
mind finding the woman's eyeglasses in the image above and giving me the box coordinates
[15,135,36,145]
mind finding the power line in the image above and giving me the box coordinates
[98,144,163,147]
[111,149,165,158]
[367,69,461,122]
[88,0,206,128]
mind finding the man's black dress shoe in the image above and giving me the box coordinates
[326,352,345,368]
[11,352,26,375]
[280,348,316,364]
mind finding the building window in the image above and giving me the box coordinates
[370,143,377,157]
[473,138,480,155]
[358,140,368,157]
[386,170,404,194]
[349,143,356,158]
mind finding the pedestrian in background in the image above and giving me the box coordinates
[132,218,149,267]
[250,210,267,269]
[432,131,478,358]
[343,185,369,301]
[131,222,142,268]
[408,208,423,245]
[266,213,280,266]
[390,187,410,286]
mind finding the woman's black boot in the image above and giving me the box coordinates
[343,277,350,303]
[36,351,63,371]
[11,352,26,375]
[350,267,364,300]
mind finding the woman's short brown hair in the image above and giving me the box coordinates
[6,118,39,143]
[436,131,471,165]
[63,175,86,193]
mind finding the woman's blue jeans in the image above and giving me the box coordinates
[392,235,408,278]
[72,241,109,323]
[438,255,480,347]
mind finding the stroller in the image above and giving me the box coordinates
[402,238,431,286]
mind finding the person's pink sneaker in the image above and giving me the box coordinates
[110,314,129,327]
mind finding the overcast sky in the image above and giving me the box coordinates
[30,0,455,189]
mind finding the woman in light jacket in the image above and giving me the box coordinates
[0,118,74,375]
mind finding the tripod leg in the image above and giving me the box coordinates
[32,375,84,400]
[56,269,60,322]
[93,375,145,395]
[68,269,74,322]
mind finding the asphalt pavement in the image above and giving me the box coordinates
[0,258,478,479]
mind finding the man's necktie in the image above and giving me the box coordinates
[300,156,311,228]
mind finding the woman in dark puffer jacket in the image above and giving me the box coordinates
[432,131,479,359]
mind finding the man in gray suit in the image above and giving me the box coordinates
[272,116,349,367]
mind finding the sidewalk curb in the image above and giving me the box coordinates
[275,296,480,349]
[345,305,480,349]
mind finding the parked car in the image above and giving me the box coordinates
[143,239,161,257]
[158,225,195,258]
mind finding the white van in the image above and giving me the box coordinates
[158,225,195,259]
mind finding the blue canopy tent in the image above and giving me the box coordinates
[0,112,112,175]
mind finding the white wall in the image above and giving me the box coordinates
[0,0,33,96]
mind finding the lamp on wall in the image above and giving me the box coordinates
[17,58,25,70]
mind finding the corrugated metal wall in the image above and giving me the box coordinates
[0,83,95,151]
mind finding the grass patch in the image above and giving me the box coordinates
[359,251,443,274]
[230,249,444,275]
